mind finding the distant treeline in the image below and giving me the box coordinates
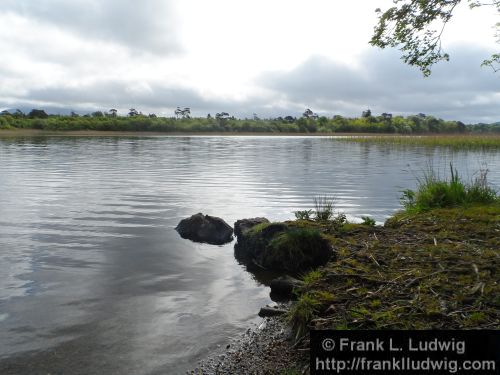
[1,109,499,134]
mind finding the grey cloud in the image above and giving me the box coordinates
[259,46,500,123]
[3,0,181,55]
[3,39,498,122]
[9,80,268,117]
[17,81,202,110]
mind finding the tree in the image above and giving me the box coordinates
[371,0,500,75]
[92,111,104,118]
[215,112,230,120]
[362,109,372,118]
[181,107,191,119]
[109,109,118,117]
[128,108,139,117]
[302,108,318,119]
[28,109,49,119]
[174,107,182,119]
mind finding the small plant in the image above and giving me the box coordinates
[400,189,416,209]
[361,216,376,226]
[313,195,335,221]
[288,291,335,340]
[294,209,314,220]
[288,292,322,340]
[467,168,497,203]
[331,212,347,229]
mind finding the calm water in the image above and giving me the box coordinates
[0,136,499,374]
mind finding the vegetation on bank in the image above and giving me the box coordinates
[236,222,332,273]
[289,203,499,335]
[402,164,498,213]
[1,109,499,134]
[282,173,500,338]
[341,134,500,149]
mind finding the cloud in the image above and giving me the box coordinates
[2,0,181,55]
[0,0,497,124]
[2,79,272,118]
[259,45,500,123]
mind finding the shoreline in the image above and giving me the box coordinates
[189,315,308,375]
[191,203,500,373]
[2,128,497,138]
[0,129,365,137]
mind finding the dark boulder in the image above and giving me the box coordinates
[258,306,287,318]
[270,276,304,297]
[176,213,233,245]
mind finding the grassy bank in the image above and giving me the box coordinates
[193,186,499,374]
[277,171,499,347]
[339,134,500,150]
[288,203,499,334]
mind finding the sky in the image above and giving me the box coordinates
[0,0,498,123]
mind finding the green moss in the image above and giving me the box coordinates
[247,221,273,235]
[280,369,301,375]
[301,270,324,287]
[315,291,335,302]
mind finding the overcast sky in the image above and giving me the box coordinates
[0,0,498,123]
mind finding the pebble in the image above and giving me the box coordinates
[188,314,307,374]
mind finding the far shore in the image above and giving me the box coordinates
[1,128,497,138]
[0,129,390,137]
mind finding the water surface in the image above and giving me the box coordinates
[0,136,498,374]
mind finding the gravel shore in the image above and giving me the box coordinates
[189,315,308,375]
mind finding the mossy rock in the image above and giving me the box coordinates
[234,217,270,239]
[235,221,333,273]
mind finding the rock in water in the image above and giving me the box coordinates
[176,213,233,245]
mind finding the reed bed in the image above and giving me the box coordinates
[339,134,500,150]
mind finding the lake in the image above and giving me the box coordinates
[0,135,499,374]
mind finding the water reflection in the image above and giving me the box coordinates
[0,136,498,374]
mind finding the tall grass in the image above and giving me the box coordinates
[313,196,335,221]
[402,164,498,212]
[287,292,322,340]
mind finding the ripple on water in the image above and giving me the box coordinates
[0,136,499,373]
